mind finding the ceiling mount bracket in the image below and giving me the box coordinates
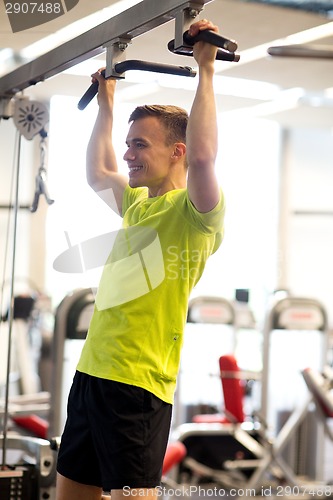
[104,37,132,79]
[173,2,203,51]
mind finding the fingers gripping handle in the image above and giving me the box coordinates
[168,29,240,62]
[183,29,238,53]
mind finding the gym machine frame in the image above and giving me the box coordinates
[0,0,238,102]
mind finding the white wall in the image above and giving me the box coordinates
[193,115,281,322]
[279,127,333,328]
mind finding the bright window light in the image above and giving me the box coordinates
[45,95,133,304]
[157,73,281,100]
[223,87,306,119]
[65,63,280,101]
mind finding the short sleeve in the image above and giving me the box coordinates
[122,185,148,216]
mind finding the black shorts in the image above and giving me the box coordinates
[56,371,172,491]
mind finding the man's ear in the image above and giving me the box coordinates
[171,142,186,160]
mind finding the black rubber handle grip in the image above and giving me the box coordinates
[268,44,333,59]
[183,29,238,53]
[115,60,196,76]
[77,69,105,111]
[167,40,240,62]
[77,62,197,110]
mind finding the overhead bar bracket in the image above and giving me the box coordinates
[174,2,203,51]
[104,38,132,79]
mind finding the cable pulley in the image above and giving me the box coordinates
[13,98,49,140]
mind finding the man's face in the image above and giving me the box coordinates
[123,116,175,191]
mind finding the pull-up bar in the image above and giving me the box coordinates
[78,28,239,110]
[0,0,212,97]
[268,44,333,59]
[77,63,196,111]
[0,0,239,102]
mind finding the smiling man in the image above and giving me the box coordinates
[56,19,225,500]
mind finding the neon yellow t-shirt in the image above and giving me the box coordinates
[77,186,225,403]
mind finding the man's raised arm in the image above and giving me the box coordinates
[186,20,221,214]
[86,73,128,216]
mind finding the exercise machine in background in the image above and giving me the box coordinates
[166,295,332,493]
[261,295,328,479]
[0,294,57,500]
[175,293,260,428]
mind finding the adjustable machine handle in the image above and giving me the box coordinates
[77,62,196,110]
[168,28,240,62]
[78,29,240,111]
[167,39,240,62]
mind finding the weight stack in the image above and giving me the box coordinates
[0,466,39,499]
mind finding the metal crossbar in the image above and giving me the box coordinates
[0,0,212,97]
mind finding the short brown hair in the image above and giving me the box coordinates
[128,105,188,146]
